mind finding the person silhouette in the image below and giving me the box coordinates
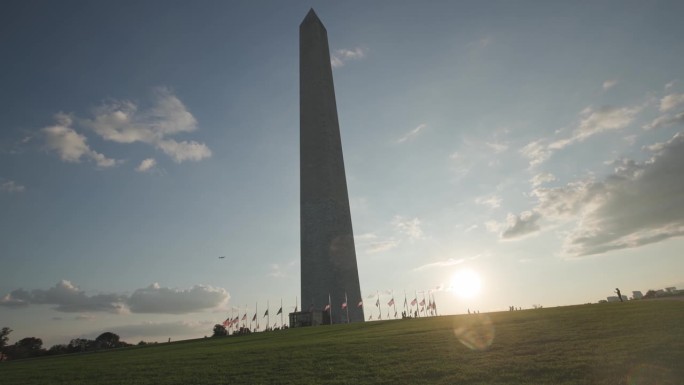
[615,288,623,302]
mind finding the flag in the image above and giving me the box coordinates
[369,314,373,320]
[233,316,239,322]
[222,318,230,326]
[263,309,269,317]
[294,305,298,312]
[242,314,247,321]
[276,307,282,315]
[357,300,363,308]
[341,301,347,309]
[387,298,395,306]
[411,298,417,306]
[420,299,426,306]
[252,314,256,322]
[375,299,380,307]
[323,303,330,311]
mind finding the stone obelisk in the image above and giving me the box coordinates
[300,9,364,324]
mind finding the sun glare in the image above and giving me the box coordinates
[451,269,482,299]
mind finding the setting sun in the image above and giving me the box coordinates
[451,269,482,299]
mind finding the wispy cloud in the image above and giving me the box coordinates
[396,123,427,144]
[474,194,502,209]
[530,172,556,188]
[85,88,211,163]
[643,112,684,130]
[602,79,618,90]
[503,132,684,256]
[392,216,424,241]
[366,239,399,253]
[331,47,366,68]
[42,113,117,168]
[521,105,640,166]
[501,211,541,240]
[0,179,25,193]
[413,255,482,271]
[659,93,684,112]
[135,158,157,173]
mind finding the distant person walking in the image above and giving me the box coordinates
[615,288,623,302]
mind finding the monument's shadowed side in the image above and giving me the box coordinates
[300,9,364,324]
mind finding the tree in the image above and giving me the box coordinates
[68,338,91,353]
[212,324,228,337]
[5,337,44,360]
[95,332,121,349]
[1,327,12,350]
[47,344,69,356]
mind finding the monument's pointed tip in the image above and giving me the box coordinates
[302,8,323,27]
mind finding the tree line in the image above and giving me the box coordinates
[0,327,153,361]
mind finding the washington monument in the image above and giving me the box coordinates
[300,9,364,324]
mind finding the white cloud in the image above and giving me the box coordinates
[0,280,125,313]
[1,281,230,314]
[643,112,684,130]
[156,140,211,163]
[128,283,229,314]
[474,194,502,209]
[520,139,552,167]
[330,47,366,68]
[660,93,684,112]
[136,158,157,172]
[366,240,399,253]
[530,172,556,188]
[396,123,427,143]
[392,216,424,241]
[554,106,640,148]
[85,88,211,163]
[268,264,285,278]
[485,141,509,153]
[505,132,684,256]
[522,105,640,166]
[414,258,466,270]
[665,80,677,90]
[0,179,25,193]
[501,211,541,239]
[602,79,618,90]
[42,113,117,167]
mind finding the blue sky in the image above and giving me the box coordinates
[2,0,684,347]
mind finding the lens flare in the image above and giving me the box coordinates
[453,313,495,351]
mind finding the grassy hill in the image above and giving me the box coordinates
[1,300,682,384]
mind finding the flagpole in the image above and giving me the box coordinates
[267,300,270,330]
[404,290,408,316]
[422,291,427,317]
[377,290,381,320]
[280,298,284,328]
[329,293,332,325]
[415,291,419,317]
[392,290,397,319]
[345,292,349,323]
[256,302,258,332]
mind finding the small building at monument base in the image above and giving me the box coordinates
[288,310,331,328]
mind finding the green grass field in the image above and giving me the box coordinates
[1,300,682,384]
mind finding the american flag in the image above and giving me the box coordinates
[323,303,330,311]
[387,298,395,306]
[411,298,417,306]
[341,301,347,309]
[357,300,363,308]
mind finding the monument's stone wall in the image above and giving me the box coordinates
[300,10,364,324]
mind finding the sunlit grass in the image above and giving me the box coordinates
[1,300,682,384]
